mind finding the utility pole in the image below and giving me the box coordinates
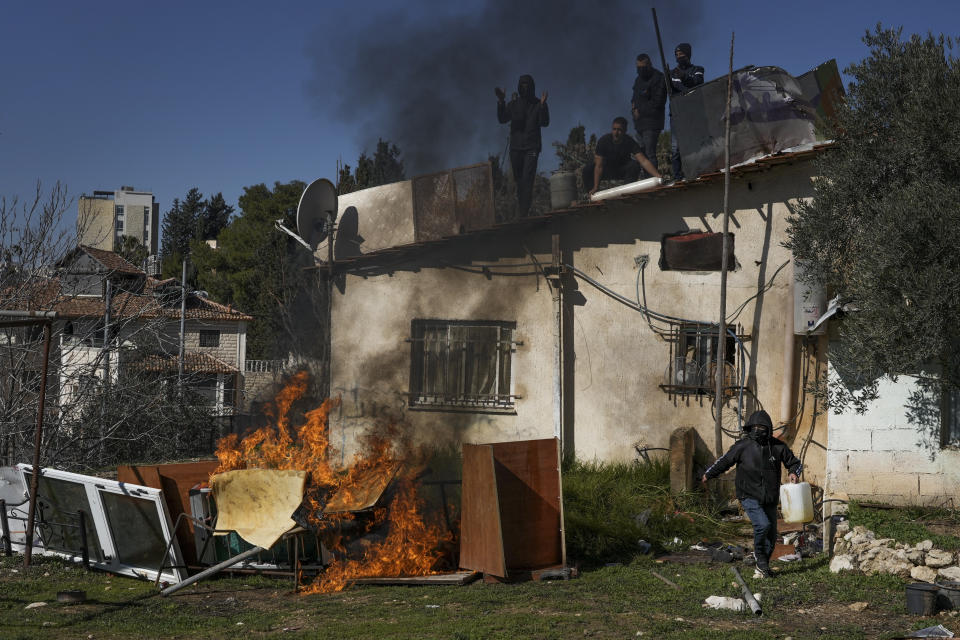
[713,32,736,458]
[178,256,187,387]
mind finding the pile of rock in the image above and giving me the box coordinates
[830,522,960,583]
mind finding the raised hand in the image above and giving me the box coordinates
[494,87,506,101]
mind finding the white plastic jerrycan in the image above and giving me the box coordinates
[779,481,814,523]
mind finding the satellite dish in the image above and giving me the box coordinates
[297,178,338,251]
[0,466,26,505]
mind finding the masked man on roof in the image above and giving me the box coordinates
[582,117,661,198]
[701,409,802,579]
[631,53,667,178]
[669,43,704,181]
[496,74,549,217]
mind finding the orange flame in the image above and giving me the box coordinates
[214,371,454,593]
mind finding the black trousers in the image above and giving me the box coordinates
[580,159,642,192]
[510,148,538,216]
[633,128,661,178]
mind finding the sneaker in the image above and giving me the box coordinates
[756,566,776,579]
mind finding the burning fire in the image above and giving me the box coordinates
[214,371,454,593]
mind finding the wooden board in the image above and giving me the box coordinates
[490,439,563,571]
[351,571,480,586]
[459,444,506,577]
[117,460,219,565]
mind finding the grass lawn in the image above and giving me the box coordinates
[0,552,952,640]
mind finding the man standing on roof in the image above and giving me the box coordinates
[669,43,704,181]
[496,74,549,217]
[631,53,667,178]
[582,117,661,198]
[701,409,802,579]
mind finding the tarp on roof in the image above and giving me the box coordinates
[672,60,843,179]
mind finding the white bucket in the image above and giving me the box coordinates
[779,481,813,523]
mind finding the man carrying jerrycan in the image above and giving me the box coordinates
[701,409,803,579]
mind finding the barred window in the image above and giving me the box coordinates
[199,330,220,347]
[661,323,739,396]
[409,320,517,411]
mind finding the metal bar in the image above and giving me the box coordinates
[0,499,10,557]
[651,8,675,119]
[713,33,735,458]
[23,320,52,568]
[178,257,187,385]
[160,545,264,596]
[731,566,762,616]
[78,510,89,569]
[551,234,562,446]
[0,311,58,319]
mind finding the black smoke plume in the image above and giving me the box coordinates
[307,1,704,176]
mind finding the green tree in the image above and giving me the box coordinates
[115,235,148,268]
[191,181,326,360]
[786,26,960,410]
[337,138,405,195]
[199,192,234,240]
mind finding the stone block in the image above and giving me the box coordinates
[830,554,855,573]
[911,565,938,583]
[871,429,923,452]
[925,549,954,568]
[939,566,960,582]
[826,425,872,452]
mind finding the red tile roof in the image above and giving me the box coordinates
[78,245,143,274]
[6,278,253,322]
[134,352,239,374]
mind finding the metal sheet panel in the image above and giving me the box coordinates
[672,65,819,179]
[413,163,496,242]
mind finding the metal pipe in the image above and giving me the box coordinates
[589,177,662,201]
[780,260,796,428]
[160,545,264,596]
[0,310,58,319]
[551,235,562,448]
[0,499,11,556]
[731,566,762,616]
[651,8,674,106]
[713,33,735,458]
[78,510,89,569]
[23,320,52,568]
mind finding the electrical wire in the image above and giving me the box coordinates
[726,260,790,324]
[566,262,746,435]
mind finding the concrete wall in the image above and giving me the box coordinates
[825,367,960,506]
[77,197,114,251]
[330,181,415,257]
[330,160,829,478]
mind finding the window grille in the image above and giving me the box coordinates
[199,330,220,347]
[408,319,518,410]
[660,323,743,396]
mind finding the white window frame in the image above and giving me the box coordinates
[10,464,186,583]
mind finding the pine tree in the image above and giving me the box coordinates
[199,192,234,240]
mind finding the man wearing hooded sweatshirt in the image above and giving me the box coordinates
[631,54,666,178]
[669,43,704,181]
[701,410,802,578]
[496,74,549,217]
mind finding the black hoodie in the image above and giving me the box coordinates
[497,74,550,152]
[631,67,667,130]
[703,433,803,504]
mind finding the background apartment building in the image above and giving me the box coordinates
[78,186,160,274]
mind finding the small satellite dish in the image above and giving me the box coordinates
[297,178,338,251]
[0,466,26,505]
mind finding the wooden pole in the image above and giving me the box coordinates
[713,32,735,458]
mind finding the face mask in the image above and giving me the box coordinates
[638,66,653,79]
[676,56,691,69]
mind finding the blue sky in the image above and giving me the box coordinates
[2,0,958,231]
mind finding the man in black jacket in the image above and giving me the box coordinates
[701,409,802,578]
[631,54,666,178]
[496,74,549,217]
[669,43,704,181]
